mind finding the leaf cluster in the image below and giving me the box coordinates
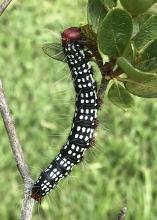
[43,0,157,109]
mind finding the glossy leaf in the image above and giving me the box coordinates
[120,0,154,16]
[108,83,135,109]
[125,79,157,98]
[87,0,107,32]
[117,57,156,82]
[98,9,133,57]
[138,39,157,71]
[133,15,157,51]
[101,0,117,9]
[118,57,157,97]
[42,43,66,62]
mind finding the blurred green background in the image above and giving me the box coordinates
[0,1,157,219]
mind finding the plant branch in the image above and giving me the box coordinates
[81,25,110,103]
[93,50,110,105]
[117,207,127,220]
[0,80,34,220]
[0,0,12,16]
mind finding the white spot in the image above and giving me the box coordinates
[75,134,79,138]
[90,117,94,121]
[52,174,57,178]
[87,128,91,133]
[80,115,83,120]
[77,126,81,131]
[80,135,83,139]
[67,166,71,170]
[71,144,75,149]
[76,147,79,151]
[85,136,89,141]
[80,109,84,113]
[82,127,86,132]
[86,109,89,114]
[83,69,88,73]
[68,150,72,154]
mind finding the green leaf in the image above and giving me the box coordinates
[98,9,133,57]
[138,39,157,71]
[87,0,107,32]
[133,15,157,51]
[108,83,135,109]
[125,79,157,98]
[42,43,66,62]
[101,0,117,9]
[120,0,154,16]
[118,57,157,98]
[117,57,156,81]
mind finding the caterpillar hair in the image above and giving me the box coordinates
[31,27,98,202]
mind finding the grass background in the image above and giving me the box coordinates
[0,0,157,219]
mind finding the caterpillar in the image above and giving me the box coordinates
[31,27,98,202]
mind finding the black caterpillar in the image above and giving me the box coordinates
[31,27,98,202]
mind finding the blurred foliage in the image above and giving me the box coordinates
[0,1,157,220]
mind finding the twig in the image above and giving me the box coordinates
[0,0,12,16]
[117,207,127,220]
[0,80,34,220]
[94,50,109,102]
[81,25,110,102]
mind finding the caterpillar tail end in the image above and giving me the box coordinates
[31,187,43,203]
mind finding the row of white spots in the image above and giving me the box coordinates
[79,114,94,121]
[76,75,94,84]
[80,99,95,104]
[80,108,96,114]
[80,91,95,98]
[77,82,93,89]
[63,142,86,159]
[79,108,97,119]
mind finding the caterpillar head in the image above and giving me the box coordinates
[62,27,82,43]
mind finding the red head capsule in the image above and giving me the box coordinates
[62,27,81,43]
